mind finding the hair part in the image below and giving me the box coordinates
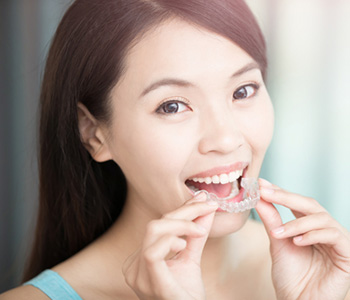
[23,0,266,281]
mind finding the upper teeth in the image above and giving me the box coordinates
[190,169,243,185]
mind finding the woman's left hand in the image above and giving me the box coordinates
[255,178,350,300]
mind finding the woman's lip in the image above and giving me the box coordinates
[187,162,249,180]
[185,164,250,197]
[186,178,246,211]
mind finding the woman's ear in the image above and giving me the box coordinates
[77,102,113,162]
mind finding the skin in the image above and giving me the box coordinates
[1,19,350,300]
[257,179,350,300]
[74,19,275,298]
[100,19,274,238]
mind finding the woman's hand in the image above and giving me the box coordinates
[122,192,218,300]
[256,178,350,300]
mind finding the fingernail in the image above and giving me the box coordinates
[271,226,284,235]
[259,178,272,186]
[260,187,275,195]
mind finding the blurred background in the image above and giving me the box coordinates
[0,0,349,293]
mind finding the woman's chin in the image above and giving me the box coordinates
[208,210,251,237]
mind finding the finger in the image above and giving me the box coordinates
[255,199,289,254]
[186,191,208,204]
[259,179,311,218]
[271,212,347,240]
[293,228,350,259]
[144,235,188,263]
[178,210,216,264]
[144,218,207,247]
[290,210,304,219]
[259,181,326,216]
[259,178,282,189]
[142,235,187,286]
[255,198,283,234]
[163,197,218,221]
[259,179,350,237]
[124,236,186,297]
[123,236,188,297]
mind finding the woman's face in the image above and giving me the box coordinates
[104,20,274,235]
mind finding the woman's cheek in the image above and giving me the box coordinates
[135,120,196,172]
[233,96,274,162]
[261,97,275,148]
[249,96,274,151]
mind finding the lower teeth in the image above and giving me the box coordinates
[194,178,260,213]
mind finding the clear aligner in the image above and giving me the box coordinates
[198,178,260,213]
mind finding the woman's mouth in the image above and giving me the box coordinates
[185,165,260,213]
[185,169,243,200]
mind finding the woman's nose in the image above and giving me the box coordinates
[198,110,245,155]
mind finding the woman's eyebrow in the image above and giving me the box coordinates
[230,61,260,79]
[140,78,194,97]
[140,61,260,98]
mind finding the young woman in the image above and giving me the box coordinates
[1,0,350,299]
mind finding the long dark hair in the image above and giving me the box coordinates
[23,0,267,281]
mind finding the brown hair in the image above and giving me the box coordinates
[23,0,267,281]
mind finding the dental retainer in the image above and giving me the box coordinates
[196,178,260,213]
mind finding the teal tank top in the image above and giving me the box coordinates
[24,269,82,300]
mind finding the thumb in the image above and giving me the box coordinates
[255,198,287,254]
[180,210,216,264]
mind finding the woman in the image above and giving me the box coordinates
[1,0,350,299]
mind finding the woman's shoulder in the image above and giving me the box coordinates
[0,285,50,300]
[0,269,83,300]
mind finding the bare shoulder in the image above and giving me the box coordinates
[0,285,49,300]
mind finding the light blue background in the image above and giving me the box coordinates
[248,0,350,227]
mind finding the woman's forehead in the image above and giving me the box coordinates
[119,19,256,92]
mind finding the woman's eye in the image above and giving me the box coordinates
[233,84,259,100]
[156,101,190,114]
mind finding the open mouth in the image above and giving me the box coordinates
[185,166,260,213]
[185,168,245,201]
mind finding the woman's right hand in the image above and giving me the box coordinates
[122,192,218,300]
